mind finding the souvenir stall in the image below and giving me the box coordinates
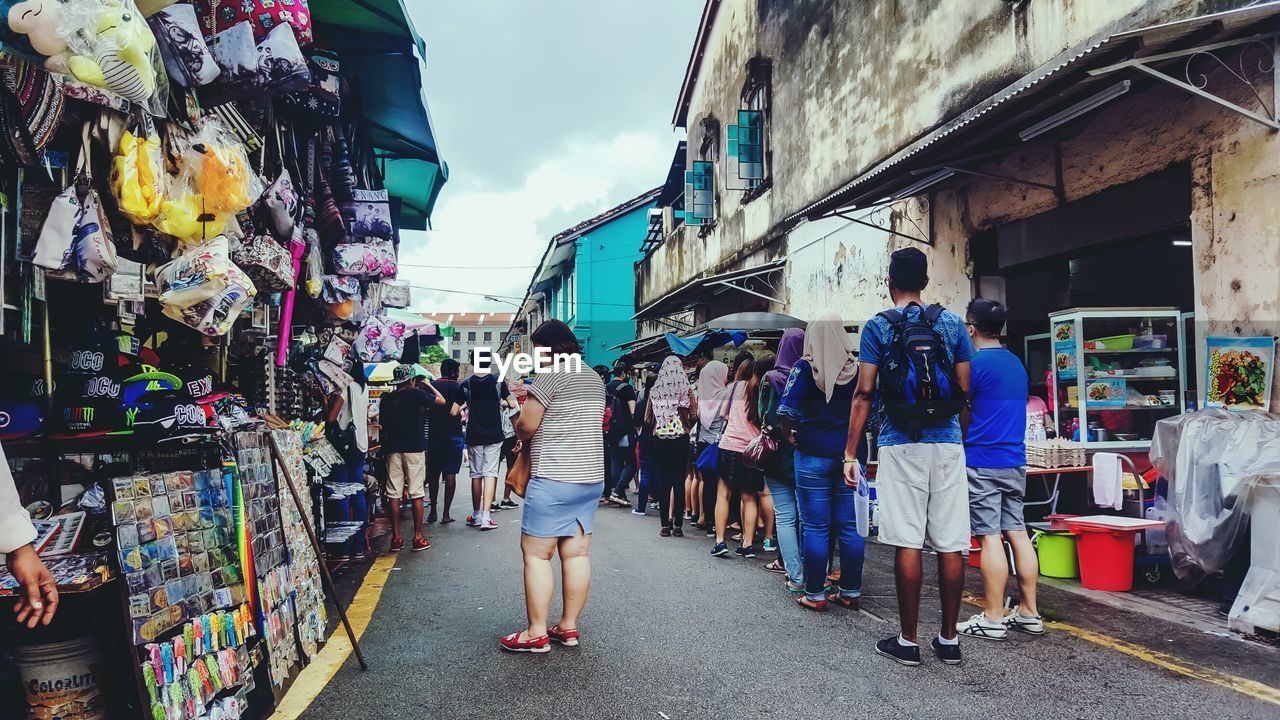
[0,1,442,717]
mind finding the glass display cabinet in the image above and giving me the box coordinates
[1048,307,1186,448]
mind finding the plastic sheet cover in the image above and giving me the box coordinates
[1150,409,1280,581]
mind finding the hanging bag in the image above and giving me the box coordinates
[193,0,314,47]
[33,124,118,283]
[281,49,341,120]
[149,3,221,88]
[254,23,309,97]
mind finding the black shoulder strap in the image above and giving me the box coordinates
[923,303,945,325]
[877,308,904,326]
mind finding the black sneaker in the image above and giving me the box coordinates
[490,502,502,512]
[734,545,757,559]
[930,637,962,665]
[499,499,520,509]
[671,527,684,538]
[711,542,730,557]
[875,636,921,667]
[660,526,672,537]
[705,527,715,537]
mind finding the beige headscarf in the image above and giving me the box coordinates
[804,310,859,402]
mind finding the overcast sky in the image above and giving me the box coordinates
[400,1,704,315]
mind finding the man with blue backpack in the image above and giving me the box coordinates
[843,247,974,667]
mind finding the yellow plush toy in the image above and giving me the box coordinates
[66,0,157,104]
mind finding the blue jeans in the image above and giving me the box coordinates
[765,475,803,586]
[636,440,654,511]
[341,448,366,486]
[794,451,864,601]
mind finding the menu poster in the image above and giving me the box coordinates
[1205,336,1275,412]
[1054,340,1077,381]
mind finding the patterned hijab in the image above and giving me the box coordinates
[765,328,804,397]
[697,360,729,427]
[650,356,691,422]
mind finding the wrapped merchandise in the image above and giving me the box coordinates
[154,234,235,309]
[109,125,164,224]
[58,0,162,105]
[185,120,260,215]
[1150,409,1280,581]
[161,262,256,336]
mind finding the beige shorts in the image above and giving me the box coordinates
[386,452,426,499]
[876,443,970,552]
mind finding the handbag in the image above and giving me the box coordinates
[233,232,295,293]
[194,0,314,47]
[694,442,720,473]
[0,59,63,166]
[332,242,379,277]
[205,20,256,89]
[505,446,531,498]
[742,432,777,469]
[380,280,411,309]
[33,126,118,283]
[255,23,309,96]
[341,188,393,240]
[280,49,340,119]
[150,3,220,88]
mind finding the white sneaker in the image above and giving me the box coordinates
[1003,609,1045,635]
[479,518,498,531]
[957,612,1008,641]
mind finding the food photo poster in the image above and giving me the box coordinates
[1204,336,1275,412]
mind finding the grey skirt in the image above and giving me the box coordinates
[521,477,605,537]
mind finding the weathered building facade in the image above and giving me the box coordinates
[639,0,1280,408]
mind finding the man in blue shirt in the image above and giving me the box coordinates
[957,298,1044,641]
[843,247,973,667]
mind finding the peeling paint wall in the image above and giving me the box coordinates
[639,0,1248,312]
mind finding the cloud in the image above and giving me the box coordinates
[399,131,672,313]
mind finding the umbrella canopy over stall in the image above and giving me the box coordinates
[310,0,448,229]
[365,362,432,383]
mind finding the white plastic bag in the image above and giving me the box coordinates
[854,473,870,537]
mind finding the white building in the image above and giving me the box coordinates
[423,312,515,365]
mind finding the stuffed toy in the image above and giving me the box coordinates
[3,0,69,68]
[66,0,157,104]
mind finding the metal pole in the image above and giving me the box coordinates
[267,432,369,671]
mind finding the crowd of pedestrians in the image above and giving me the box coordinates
[365,248,1046,665]
[591,247,1046,666]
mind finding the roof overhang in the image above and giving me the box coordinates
[633,259,786,321]
[672,0,722,128]
[788,2,1280,223]
[689,312,807,334]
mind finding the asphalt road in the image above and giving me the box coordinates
[306,494,1279,720]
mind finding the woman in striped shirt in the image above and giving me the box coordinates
[499,320,605,653]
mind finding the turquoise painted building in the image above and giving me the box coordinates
[507,188,660,367]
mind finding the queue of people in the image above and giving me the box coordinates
[590,246,1045,667]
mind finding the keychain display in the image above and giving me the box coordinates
[110,468,246,645]
[140,604,256,720]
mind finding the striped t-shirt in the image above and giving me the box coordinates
[527,366,605,484]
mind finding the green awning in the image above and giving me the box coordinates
[311,0,447,229]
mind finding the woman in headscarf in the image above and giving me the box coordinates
[778,310,867,611]
[643,356,698,536]
[690,360,728,531]
[758,328,805,589]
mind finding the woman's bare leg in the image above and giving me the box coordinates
[557,528,592,631]
[741,491,760,548]
[714,478,732,544]
[521,534,558,639]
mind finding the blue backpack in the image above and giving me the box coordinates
[875,303,964,439]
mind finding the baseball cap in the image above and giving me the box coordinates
[0,401,43,440]
[131,390,214,441]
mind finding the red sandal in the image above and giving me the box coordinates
[825,592,860,610]
[796,596,828,612]
[499,631,550,653]
[548,625,580,647]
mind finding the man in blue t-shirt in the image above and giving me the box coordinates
[843,247,973,667]
[957,298,1044,642]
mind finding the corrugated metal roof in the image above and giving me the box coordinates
[787,2,1280,223]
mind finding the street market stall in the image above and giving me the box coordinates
[0,1,446,717]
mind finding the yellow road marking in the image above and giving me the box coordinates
[269,553,399,719]
[963,593,1279,706]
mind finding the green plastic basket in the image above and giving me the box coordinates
[1088,334,1135,351]
[1034,530,1080,579]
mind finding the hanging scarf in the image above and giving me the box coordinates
[650,356,691,425]
[765,328,804,397]
[697,360,729,427]
[805,310,858,402]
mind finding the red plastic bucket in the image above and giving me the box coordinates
[967,537,981,568]
[1073,526,1137,591]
